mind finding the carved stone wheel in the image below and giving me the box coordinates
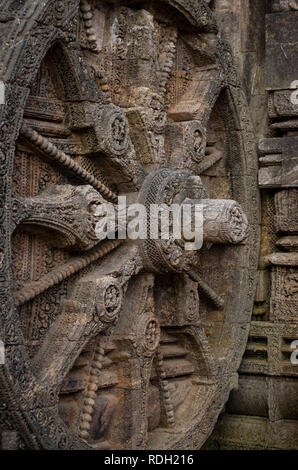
[0,0,259,450]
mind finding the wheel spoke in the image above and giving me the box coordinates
[187,270,225,310]
[20,123,118,203]
[32,244,142,390]
[15,240,122,306]
[109,274,159,449]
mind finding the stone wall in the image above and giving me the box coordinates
[206,0,298,450]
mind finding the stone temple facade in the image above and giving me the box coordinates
[0,0,296,450]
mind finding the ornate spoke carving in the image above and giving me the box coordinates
[33,244,142,391]
[13,184,106,251]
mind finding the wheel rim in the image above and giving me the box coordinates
[0,0,259,450]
